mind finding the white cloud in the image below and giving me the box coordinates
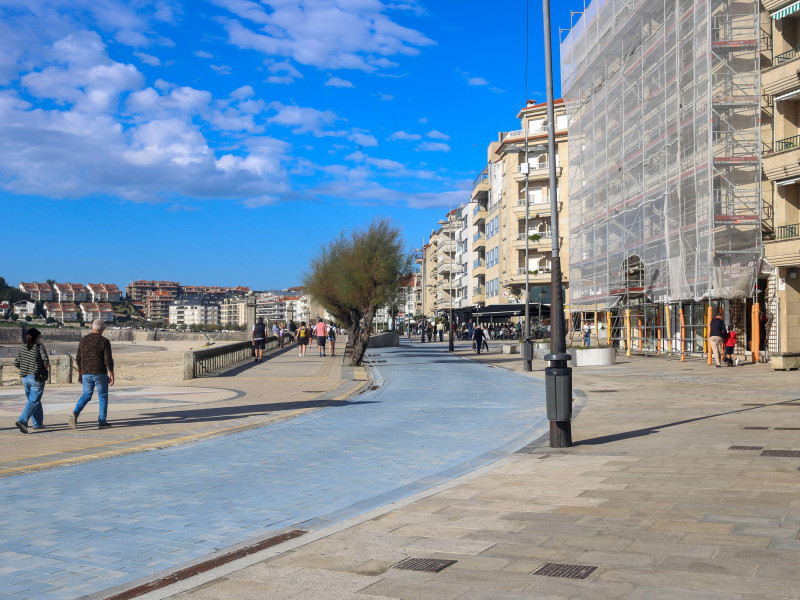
[325,76,354,88]
[418,117,427,124]
[265,59,302,84]
[416,141,450,152]
[467,76,488,86]
[194,50,214,59]
[376,93,393,101]
[388,130,421,141]
[230,85,255,100]
[134,51,161,66]
[214,0,434,72]
[348,132,377,147]
[210,64,232,75]
[426,129,449,140]
[343,150,434,179]
[267,101,339,134]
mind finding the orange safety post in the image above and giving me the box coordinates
[679,306,686,362]
[657,309,662,353]
[593,310,598,345]
[637,316,643,351]
[751,302,760,363]
[607,311,612,346]
[625,308,632,356]
[666,305,672,356]
[706,304,712,366]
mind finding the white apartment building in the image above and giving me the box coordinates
[45,302,79,322]
[169,295,220,327]
[53,283,88,303]
[80,303,114,323]
[219,297,247,327]
[13,300,36,317]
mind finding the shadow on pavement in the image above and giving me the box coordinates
[575,399,798,446]
[197,345,299,378]
[95,397,381,429]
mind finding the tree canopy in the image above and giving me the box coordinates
[304,218,410,365]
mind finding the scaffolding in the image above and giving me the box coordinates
[562,0,762,355]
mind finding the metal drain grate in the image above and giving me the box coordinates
[393,558,457,573]
[775,427,800,431]
[760,450,800,458]
[370,386,380,390]
[742,426,769,430]
[533,563,598,580]
[742,403,765,406]
[729,445,764,451]
[589,390,619,393]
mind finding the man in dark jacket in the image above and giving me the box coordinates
[473,324,485,354]
[252,317,266,363]
[709,309,727,368]
[69,319,115,429]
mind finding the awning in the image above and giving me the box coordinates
[774,88,800,102]
[776,176,800,186]
[473,303,551,319]
[772,0,800,20]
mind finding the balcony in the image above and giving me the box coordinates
[765,223,800,267]
[763,46,800,97]
[777,222,800,240]
[764,136,800,181]
[439,262,463,275]
[512,162,562,182]
[472,232,486,248]
[502,269,553,288]
[513,198,561,216]
[471,204,487,225]
[472,166,489,198]
[513,232,554,249]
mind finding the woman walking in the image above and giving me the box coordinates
[13,328,50,434]
[297,321,310,357]
[327,323,337,357]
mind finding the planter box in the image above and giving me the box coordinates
[501,344,519,354]
[567,347,617,367]
[367,332,400,348]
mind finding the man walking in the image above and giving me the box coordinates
[315,318,328,357]
[252,317,267,363]
[709,308,727,368]
[69,319,115,429]
[473,324,485,354]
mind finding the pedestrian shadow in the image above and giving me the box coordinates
[103,397,382,428]
[575,399,799,446]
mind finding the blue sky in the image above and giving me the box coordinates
[0,0,579,290]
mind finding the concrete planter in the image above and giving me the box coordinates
[567,347,617,367]
[501,344,519,354]
[367,332,400,348]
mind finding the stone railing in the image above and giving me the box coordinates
[0,355,74,385]
[183,337,280,380]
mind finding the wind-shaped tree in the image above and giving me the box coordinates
[305,218,410,366]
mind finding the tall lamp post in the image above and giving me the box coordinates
[543,0,572,448]
[448,213,455,352]
[419,246,426,343]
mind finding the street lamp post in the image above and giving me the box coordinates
[543,0,572,448]
[420,246,426,343]
[449,213,455,352]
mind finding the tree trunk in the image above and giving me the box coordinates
[349,306,375,366]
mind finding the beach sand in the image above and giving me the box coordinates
[1,340,235,386]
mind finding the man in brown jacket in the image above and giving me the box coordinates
[69,319,115,429]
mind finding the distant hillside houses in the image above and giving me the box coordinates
[44,302,79,322]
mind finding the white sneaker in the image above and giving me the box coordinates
[735,358,739,366]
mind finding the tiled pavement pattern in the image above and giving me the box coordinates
[170,342,800,600]
[0,342,550,600]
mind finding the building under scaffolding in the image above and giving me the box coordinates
[562,0,763,355]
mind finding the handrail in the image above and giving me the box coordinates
[472,232,485,243]
[473,258,485,269]
[516,232,552,241]
[775,45,800,66]
[183,337,279,379]
[776,223,800,240]
[774,135,800,153]
[472,166,489,188]
[472,285,484,294]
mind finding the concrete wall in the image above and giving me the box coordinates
[0,355,73,385]
[0,327,247,344]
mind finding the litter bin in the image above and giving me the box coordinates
[522,339,534,362]
[544,353,573,447]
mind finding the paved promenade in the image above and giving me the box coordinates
[160,340,800,600]
[0,341,551,600]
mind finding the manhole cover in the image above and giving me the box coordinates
[393,558,457,573]
[742,426,769,430]
[729,445,764,451]
[760,450,800,458]
[775,427,800,431]
[533,563,598,580]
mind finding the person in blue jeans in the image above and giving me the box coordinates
[70,319,115,430]
[13,328,50,434]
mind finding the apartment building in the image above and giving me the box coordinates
[80,303,114,323]
[219,296,247,327]
[87,283,122,303]
[0,301,9,318]
[144,289,177,322]
[127,280,181,309]
[44,302,79,322]
[13,300,36,317]
[762,0,800,366]
[169,295,220,327]
[562,0,761,353]
[53,282,88,303]
[18,282,53,301]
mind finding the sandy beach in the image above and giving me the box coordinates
[0,340,236,386]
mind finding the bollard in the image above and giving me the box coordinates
[522,338,534,371]
[544,352,572,447]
